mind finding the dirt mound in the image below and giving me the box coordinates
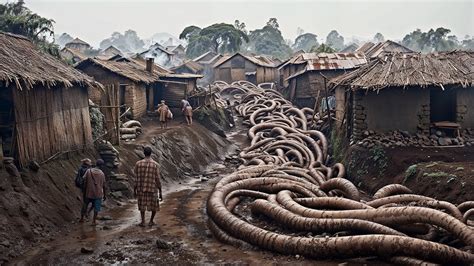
[0,122,233,263]
[0,150,97,262]
[346,145,474,202]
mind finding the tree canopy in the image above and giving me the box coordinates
[310,43,336,53]
[0,0,59,56]
[293,33,319,52]
[246,18,292,60]
[325,30,345,51]
[99,30,145,53]
[402,27,465,53]
[373,32,385,43]
[179,23,248,58]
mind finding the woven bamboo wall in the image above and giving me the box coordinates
[12,85,93,166]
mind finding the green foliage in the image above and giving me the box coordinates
[0,0,59,56]
[246,18,292,60]
[330,128,346,163]
[99,30,145,52]
[401,27,462,52]
[403,164,418,183]
[370,145,388,176]
[293,33,319,52]
[180,23,248,58]
[325,30,344,51]
[373,32,385,43]
[310,43,336,53]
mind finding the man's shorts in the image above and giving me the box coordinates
[86,198,102,212]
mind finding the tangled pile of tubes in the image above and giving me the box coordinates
[206,81,474,264]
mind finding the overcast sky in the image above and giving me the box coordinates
[12,0,474,47]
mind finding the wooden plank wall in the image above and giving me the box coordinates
[12,85,93,166]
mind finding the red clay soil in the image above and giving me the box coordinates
[346,145,474,203]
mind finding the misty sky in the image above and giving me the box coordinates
[14,0,474,47]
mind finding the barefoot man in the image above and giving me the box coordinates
[156,100,169,129]
[134,146,163,227]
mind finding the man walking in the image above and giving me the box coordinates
[76,158,92,219]
[156,100,170,129]
[80,159,107,225]
[181,99,193,126]
[134,146,162,227]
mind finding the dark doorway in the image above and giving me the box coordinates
[430,88,457,122]
[0,87,15,159]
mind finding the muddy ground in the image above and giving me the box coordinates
[3,116,473,265]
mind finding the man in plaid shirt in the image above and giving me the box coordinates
[134,146,163,227]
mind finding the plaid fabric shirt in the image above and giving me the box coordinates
[134,158,161,193]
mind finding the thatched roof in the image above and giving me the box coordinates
[65,38,90,47]
[171,60,204,74]
[213,52,277,68]
[330,51,474,91]
[0,32,96,90]
[76,57,159,84]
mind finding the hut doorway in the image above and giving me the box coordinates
[0,88,15,160]
[430,88,457,123]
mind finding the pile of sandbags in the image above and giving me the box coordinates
[120,120,142,142]
[98,141,119,169]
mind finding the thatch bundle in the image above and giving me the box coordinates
[330,51,474,91]
[0,32,96,90]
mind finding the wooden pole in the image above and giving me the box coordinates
[322,75,332,132]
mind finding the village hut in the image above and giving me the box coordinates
[213,52,278,85]
[330,51,474,142]
[193,51,223,84]
[282,52,367,108]
[75,57,159,119]
[166,44,186,59]
[340,43,359,53]
[64,37,91,52]
[139,43,179,68]
[355,40,413,59]
[171,60,204,75]
[130,56,202,112]
[0,32,97,166]
[60,47,87,64]
[101,45,122,57]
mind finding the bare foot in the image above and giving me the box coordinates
[148,221,155,227]
[138,223,146,227]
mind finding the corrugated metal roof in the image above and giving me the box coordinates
[285,52,368,80]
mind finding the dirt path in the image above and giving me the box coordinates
[12,122,332,265]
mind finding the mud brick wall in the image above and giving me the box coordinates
[352,88,429,140]
[125,84,147,119]
[456,87,474,129]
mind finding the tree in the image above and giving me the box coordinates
[402,27,460,52]
[461,35,474,51]
[179,23,248,58]
[246,18,292,60]
[373,32,385,43]
[296,27,304,37]
[56,32,73,47]
[310,43,336,53]
[99,30,145,53]
[0,0,59,56]
[234,20,247,35]
[293,33,319,52]
[325,30,344,51]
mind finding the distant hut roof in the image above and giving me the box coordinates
[285,52,368,80]
[75,57,159,84]
[0,32,96,90]
[340,43,359,53]
[330,51,474,91]
[65,37,90,47]
[171,60,204,74]
[213,52,276,68]
[140,43,174,56]
[356,40,413,59]
[193,51,218,62]
[61,47,88,61]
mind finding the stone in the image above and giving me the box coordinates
[400,131,410,138]
[28,160,40,172]
[156,239,172,249]
[0,240,10,248]
[435,131,444,137]
[363,130,370,137]
[81,247,94,254]
[438,137,452,146]
[109,180,130,191]
[430,134,439,140]
[111,191,123,198]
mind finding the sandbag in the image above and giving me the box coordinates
[122,120,142,128]
[120,128,137,134]
[120,134,136,140]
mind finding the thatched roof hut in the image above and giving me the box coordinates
[331,51,474,91]
[331,51,474,141]
[0,32,97,166]
[0,32,95,90]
